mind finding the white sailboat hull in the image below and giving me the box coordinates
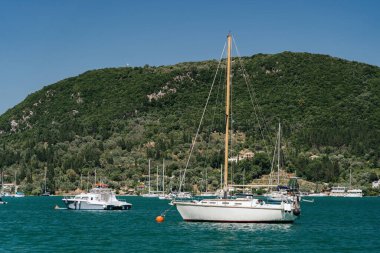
[175,200,298,223]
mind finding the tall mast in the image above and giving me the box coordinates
[14,170,17,194]
[205,167,208,193]
[277,122,281,185]
[223,34,232,197]
[148,159,151,194]
[1,169,3,195]
[162,159,165,194]
[87,171,89,192]
[349,169,352,189]
[156,166,159,192]
[44,166,47,193]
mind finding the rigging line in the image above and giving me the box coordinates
[232,37,272,144]
[204,62,224,168]
[200,61,225,191]
[179,42,227,192]
[232,36,272,159]
[269,136,278,188]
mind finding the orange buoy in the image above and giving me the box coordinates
[155,215,165,223]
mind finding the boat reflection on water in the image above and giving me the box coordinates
[180,220,292,233]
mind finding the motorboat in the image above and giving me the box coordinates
[62,184,132,210]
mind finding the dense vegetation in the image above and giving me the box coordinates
[0,52,379,195]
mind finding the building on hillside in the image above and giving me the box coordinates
[228,149,255,163]
[372,180,380,189]
[309,154,320,160]
[136,184,145,191]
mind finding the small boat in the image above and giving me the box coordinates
[62,184,132,210]
[158,194,173,200]
[0,197,7,204]
[14,192,25,198]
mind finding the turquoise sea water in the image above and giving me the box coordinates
[0,196,379,252]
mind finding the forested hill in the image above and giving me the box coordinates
[0,52,379,195]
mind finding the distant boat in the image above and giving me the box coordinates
[329,186,347,197]
[264,123,296,203]
[14,192,25,198]
[345,189,363,197]
[62,184,132,210]
[12,171,25,197]
[142,159,159,198]
[158,159,174,200]
[330,170,363,197]
[42,166,50,196]
[173,34,301,223]
[345,169,363,197]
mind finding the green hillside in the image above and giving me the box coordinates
[0,52,379,195]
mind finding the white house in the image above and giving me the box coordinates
[372,180,380,189]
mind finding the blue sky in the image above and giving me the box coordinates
[1,0,379,114]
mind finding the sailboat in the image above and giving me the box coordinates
[195,167,217,198]
[142,160,159,197]
[41,166,50,196]
[345,169,363,197]
[173,34,301,223]
[264,123,295,202]
[158,160,172,200]
[13,171,25,197]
